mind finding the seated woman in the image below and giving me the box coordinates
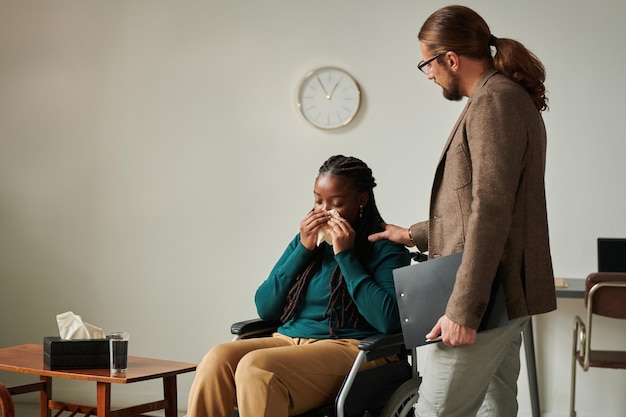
[187,155,410,417]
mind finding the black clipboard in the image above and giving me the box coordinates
[393,252,509,348]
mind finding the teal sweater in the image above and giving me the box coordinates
[255,235,410,339]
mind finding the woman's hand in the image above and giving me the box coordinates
[299,210,331,251]
[328,216,356,254]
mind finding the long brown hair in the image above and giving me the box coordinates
[418,5,548,112]
[280,155,385,336]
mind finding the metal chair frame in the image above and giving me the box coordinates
[570,276,626,417]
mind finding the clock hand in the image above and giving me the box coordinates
[317,77,331,99]
[328,77,344,99]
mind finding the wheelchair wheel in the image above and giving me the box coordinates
[377,376,421,417]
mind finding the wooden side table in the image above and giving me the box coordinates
[0,344,196,417]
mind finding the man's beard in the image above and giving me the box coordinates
[442,70,463,101]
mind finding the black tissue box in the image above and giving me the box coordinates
[43,336,109,370]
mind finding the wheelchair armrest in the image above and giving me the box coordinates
[231,320,406,361]
[358,332,407,362]
[230,318,282,338]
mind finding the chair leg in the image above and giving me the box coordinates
[570,321,578,417]
[0,382,15,417]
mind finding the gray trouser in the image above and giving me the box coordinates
[414,316,530,417]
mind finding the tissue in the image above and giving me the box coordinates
[316,209,341,246]
[56,311,105,340]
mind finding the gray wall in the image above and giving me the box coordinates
[1,1,625,416]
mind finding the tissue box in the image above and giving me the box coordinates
[43,336,109,370]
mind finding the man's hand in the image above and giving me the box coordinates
[427,315,477,347]
[368,223,414,247]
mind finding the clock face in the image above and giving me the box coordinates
[297,67,361,130]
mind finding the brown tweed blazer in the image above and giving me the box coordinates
[410,69,557,329]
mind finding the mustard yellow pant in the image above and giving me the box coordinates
[186,333,387,417]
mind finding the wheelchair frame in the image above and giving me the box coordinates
[230,319,421,417]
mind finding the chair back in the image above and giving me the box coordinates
[584,272,626,319]
[0,382,15,417]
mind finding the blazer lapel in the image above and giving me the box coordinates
[434,68,499,166]
[430,97,471,202]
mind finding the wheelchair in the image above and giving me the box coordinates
[230,318,421,417]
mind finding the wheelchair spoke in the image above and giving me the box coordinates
[377,377,421,417]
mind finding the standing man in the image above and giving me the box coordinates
[369,5,557,416]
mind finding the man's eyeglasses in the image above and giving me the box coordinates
[417,53,443,75]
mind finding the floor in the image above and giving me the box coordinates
[11,402,187,417]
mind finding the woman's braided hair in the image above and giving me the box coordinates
[280,155,386,336]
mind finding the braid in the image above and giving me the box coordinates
[280,250,322,323]
[323,265,359,337]
[280,155,385,336]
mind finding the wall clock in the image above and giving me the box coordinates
[297,67,361,130]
